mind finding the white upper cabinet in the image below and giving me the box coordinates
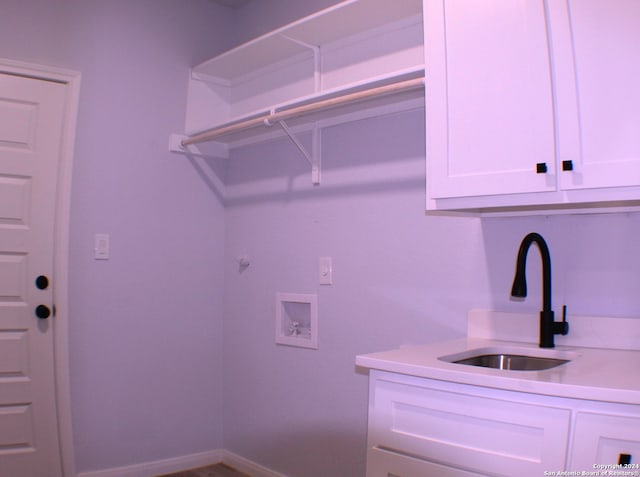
[425,0,557,200]
[555,0,640,192]
[425,0,640,212]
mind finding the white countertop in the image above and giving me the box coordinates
[356,336,640,406]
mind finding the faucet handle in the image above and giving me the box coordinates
[558,305,569,336]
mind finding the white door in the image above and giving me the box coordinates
[0,73,66,476]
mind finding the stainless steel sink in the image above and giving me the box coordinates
[452,353,569,371]
[438,346,577,371]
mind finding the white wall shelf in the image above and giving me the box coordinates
[170,0,424,183]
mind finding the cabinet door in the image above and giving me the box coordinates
[368,447,485,477]
[569,412,640,470]
[554,0,640,191]
[369,377,570,477]
[425,0,557,200]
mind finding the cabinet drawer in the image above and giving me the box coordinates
[569,412,640,469]
[369,377,570,477]
[368,446,484,477]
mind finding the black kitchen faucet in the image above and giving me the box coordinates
[511,232,569,348]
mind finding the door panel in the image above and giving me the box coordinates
[425,0,557,199]
[559,0,640,190]
[0,73,66,477]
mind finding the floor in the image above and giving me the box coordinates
[156,462,251,477]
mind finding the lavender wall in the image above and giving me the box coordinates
[222,128,640,477]
[221,4,486,475]
[1,0,234,472]
[481,213,640,318]
[222,111,489,476]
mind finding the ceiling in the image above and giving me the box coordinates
[210,0,252,8]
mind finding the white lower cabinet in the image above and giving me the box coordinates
[366,371,640,477]
[569,412,640,470]
[368,447,484,477]
[366,371,570,477]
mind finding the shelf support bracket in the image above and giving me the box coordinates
[277,120,321,185]
[280,35,321,91]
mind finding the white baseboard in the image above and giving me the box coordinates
[221,450,287,477]
[76,449,286,477]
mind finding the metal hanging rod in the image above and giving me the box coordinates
[180,76,425,147]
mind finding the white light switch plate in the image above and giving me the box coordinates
[319,256,332,285]
[94,233,110,260]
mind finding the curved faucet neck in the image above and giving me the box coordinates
[515,232,552,312]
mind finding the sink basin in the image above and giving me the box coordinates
[452,353,568,371]
[439,346,577,371]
